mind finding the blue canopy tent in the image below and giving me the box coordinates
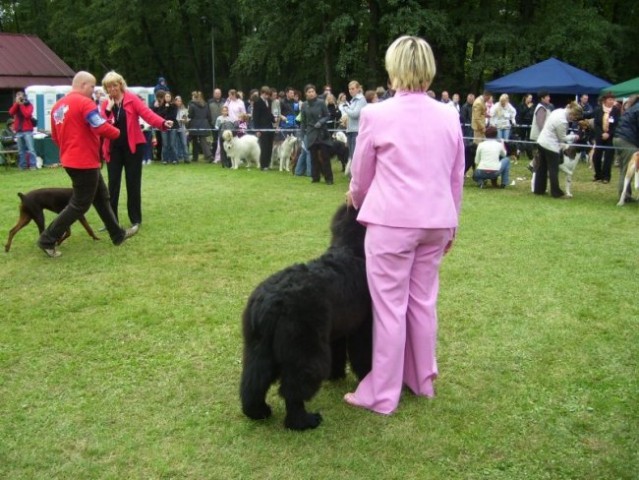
[484,58,611,94]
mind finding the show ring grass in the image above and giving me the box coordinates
[1,158,636,479]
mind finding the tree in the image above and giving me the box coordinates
[2,0,636,96]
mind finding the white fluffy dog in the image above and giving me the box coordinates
[278,135,298,172]
[222,130,261,169]
[333,131,347,145]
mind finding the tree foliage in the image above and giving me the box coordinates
[0,0,636,96]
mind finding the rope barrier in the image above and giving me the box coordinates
[155,125,637,153]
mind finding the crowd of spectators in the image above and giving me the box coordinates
[5,77,638,203]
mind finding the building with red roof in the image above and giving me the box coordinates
[1,32,75,120]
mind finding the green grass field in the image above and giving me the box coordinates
[1,158,637,479]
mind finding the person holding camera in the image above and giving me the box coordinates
[8,91,38,170]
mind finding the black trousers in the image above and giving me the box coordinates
[107,143,144,225]
[39,167,124,247]
[533,145,564,197]
[592,139,614,181]
[258,131,274,169]
[310,144,333,183]
[192,136,213,162]
[211,130,219,157]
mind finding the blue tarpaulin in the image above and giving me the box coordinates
[484,58,611,95]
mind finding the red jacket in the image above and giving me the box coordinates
[50,91,120,169]
[9,101,35,132]
[100,91,166,161]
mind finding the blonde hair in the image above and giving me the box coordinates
[385,36,436,92]
[499,93,509,105]
[101,71,127,91]
[565,101,584,121]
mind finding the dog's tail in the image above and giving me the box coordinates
[18,192,39,218]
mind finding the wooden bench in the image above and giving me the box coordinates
[0,148,19,170]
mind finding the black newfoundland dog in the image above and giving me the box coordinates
[240,204,372,430]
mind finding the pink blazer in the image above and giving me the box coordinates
[349,91,464,229]
[100,91,166,161]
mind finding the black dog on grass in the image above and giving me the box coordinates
[5,188,99,252]
[240,204,372,431]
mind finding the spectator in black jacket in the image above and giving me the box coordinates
[300,84,332,184]
[578,94,594,119]
[614,96,639,201]
[517,94,535,157]
[592,92,620,183]
[460,93,475,145]
[252,86,275,170]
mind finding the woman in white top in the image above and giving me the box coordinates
[533,102,583,198]
[490,93,517,140]
[340,80,368,161]
[473,126,510,188]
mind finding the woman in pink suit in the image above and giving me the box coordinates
[344,36,465,415]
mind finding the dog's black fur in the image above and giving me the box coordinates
[325,139,349,172]
[240,204,372,430]
[5,188,99,252]
[464,143,477,174]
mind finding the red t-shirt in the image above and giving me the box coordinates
[50,92,120,169]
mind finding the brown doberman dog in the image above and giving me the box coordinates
[5,188,99,252]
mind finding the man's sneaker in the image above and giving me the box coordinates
[114,224,139,246]
[37,243,61,258]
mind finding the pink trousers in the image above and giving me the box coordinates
[351,224,453,414]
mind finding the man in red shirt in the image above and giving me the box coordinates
[37,71,138,257]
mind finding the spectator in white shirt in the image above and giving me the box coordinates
[490,94,517,140]
[473,126,510,188]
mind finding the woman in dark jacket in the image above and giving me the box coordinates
[188,91,214,162]
[155,92,179,164]
[300,84,332,184]
[325,93,342,130]
[517,94,535,157]
[592,92,620,183]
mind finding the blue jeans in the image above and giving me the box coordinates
[346,131,358,160]
[15,131,36,169]
[176,129,189,161]
[141,130,153,161]
[497,128,511,140]
[295,141,311,176]
[473,157,511,187]
[161,130,178,163]
[497,128,510,140]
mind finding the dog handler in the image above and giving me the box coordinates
[345,36,464,414]
[38,71,139,258]
[533,101,583,198]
